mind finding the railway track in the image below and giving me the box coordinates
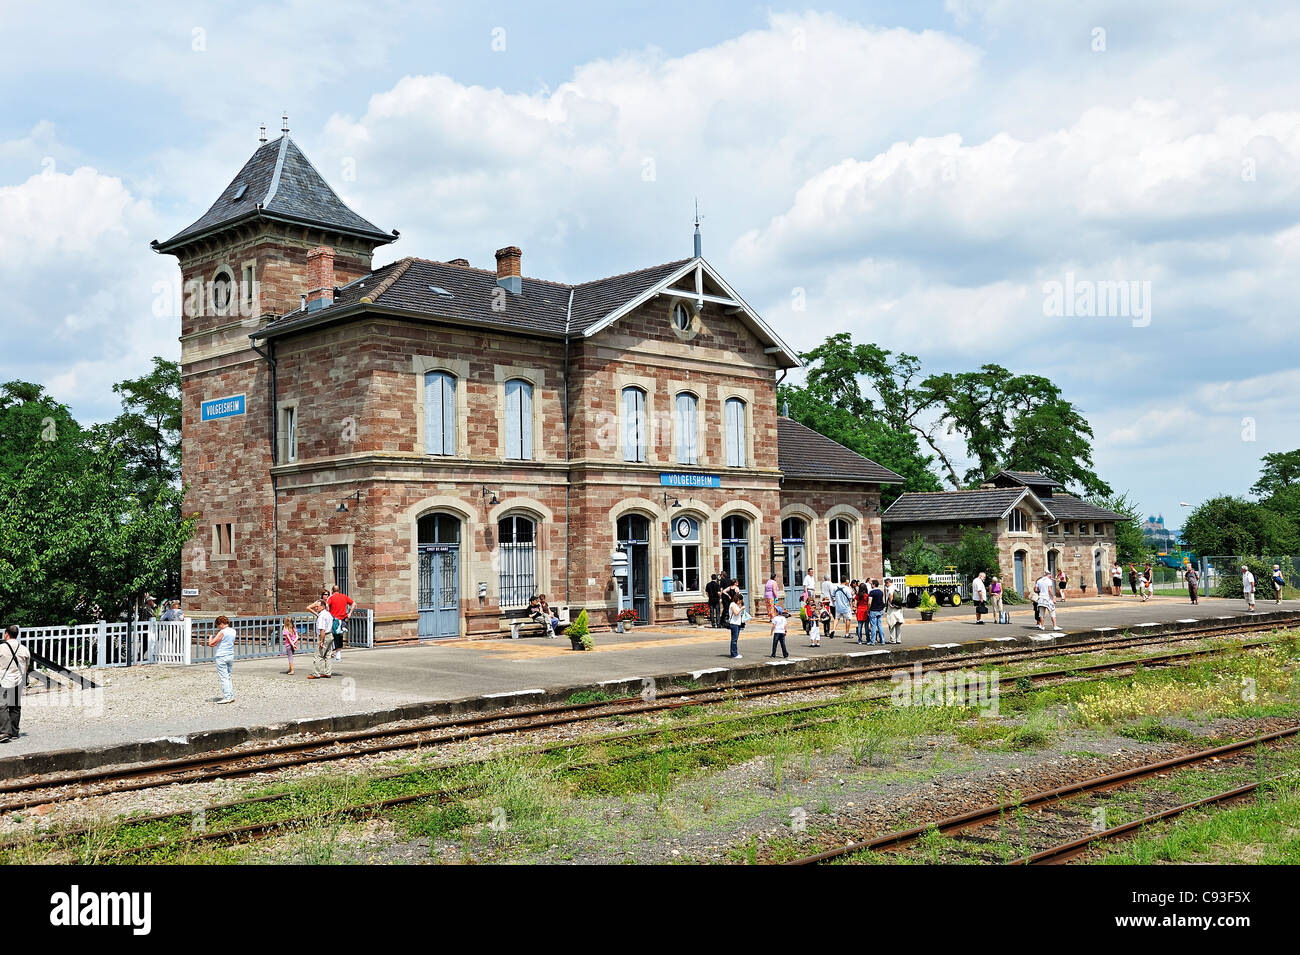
[784,725,1300,865]
[1,615,1295,815]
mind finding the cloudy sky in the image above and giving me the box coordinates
[3,0,1298,529]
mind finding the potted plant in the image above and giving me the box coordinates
[568,609,592,650]
[918,591,939,621]
[615,608,638,632]
[687,602,710,626]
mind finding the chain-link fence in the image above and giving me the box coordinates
[1199,556,1298,598]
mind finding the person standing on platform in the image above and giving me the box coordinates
[1056,568,1068,601]
[866,579,886,645]
[1242,565,1256,611]
[769,605,789,659]
[1273,565,1286,604]
[854,585,869,642]
[706,574,722,628]
[207,615,237,703]
[764,573,778,620]
[308,599,335,679]
[282,619,300,675]
[803,568,816,601]
[727,593,746,660]
[885,597,905,644]
[0,626,31,742]
[1128,564,1138,596]
[327,585,355,661]
[1035,572,1062,631]
[972,572,988,625]
[1111,562,1123,596]
[1185,564,1200,605]
[990,576,1004,622]
[833,578,854,638]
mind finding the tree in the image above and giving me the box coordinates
[93,357,181,502]
[943,525,1001,579]
[1089,491,1148,565]
[1251,449,1300,499]
[1180,496,1300,558]
[923,365,1111,495]
[897,532,945,575]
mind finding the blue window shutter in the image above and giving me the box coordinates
[441,374,456,454]
[424,372,442,454]
[519,381,533,459]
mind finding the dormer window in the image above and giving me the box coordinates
[1007,508,1027,533]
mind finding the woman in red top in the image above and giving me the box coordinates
[854,588,870,642]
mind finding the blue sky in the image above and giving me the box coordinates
[3,0,1299,531]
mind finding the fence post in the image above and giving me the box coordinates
[182,618,193,665]
[96,620,106,667]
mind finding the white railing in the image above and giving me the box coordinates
[14,611,372,670]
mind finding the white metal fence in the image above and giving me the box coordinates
[16,610,373,670]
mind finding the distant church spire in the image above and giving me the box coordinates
[281,111,289,134]
[693,199,702,258]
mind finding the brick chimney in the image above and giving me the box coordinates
[495,246,522,295]
[448,257,470,267]
[306,246,335,311]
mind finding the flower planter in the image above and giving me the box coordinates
[570,636,585,650]
[920,611,935,621]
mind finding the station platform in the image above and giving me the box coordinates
[5,594,1298,776]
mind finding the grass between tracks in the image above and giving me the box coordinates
[4,630,1299,864]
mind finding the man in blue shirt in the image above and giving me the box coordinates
[865,580,886,645]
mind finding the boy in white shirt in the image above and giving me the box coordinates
[770,606,789,659]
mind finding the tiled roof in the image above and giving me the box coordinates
[777,418,904,485]
[1042,494,1128,522]
[157,136,391,251]
[991,469,1062,488]
[259,256,695,340]
[883,488,1046,523]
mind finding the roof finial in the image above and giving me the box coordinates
[693,198,702,258]
[281,111,289,134]
[258,123,267,144]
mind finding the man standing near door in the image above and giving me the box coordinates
[706,573,722,628]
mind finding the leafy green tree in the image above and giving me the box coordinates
[94,357,181,501]
[923,365,1111,495]
[942,525,1001,579]
[897,532,945,575]
[1181,495,1300,558]
[1251,449,1300,498]
[1089,491,1148,565]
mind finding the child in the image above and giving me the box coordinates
[818,598,833,643]
[282,620,300,675]
[770,605,789,659]
[807,594,822,646]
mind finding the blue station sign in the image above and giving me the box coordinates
[201,394,246,421]
[660,472,721,489]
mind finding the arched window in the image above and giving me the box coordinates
[675,393,698,465]
[504,379,534,459]
[725,397,746,467]
[498,515,536,609]
[1007,508,1027,533]
[424,371,456,455]
[211,269,234,315]
[670,515,700,592]
[828,518,852,583]
[622,387,647,462]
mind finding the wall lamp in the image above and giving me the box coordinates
[662,492,682,509]
[481,485,500,507]
[336,490,362,513]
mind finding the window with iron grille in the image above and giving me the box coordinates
[498,515,536,609]
[332,544,349,594]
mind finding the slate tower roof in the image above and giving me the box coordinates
[154,135,393,253]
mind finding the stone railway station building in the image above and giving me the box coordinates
[882,470,1128,597]
[158,132,903,643]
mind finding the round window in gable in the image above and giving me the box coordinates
[211,270,234,315]
[672,302,693,331]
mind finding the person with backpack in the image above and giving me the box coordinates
[1273,565,1286,604]
[832,578,854,638]
[326,585,355,660]
[866,579,886,645]
[0,626,31,742]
